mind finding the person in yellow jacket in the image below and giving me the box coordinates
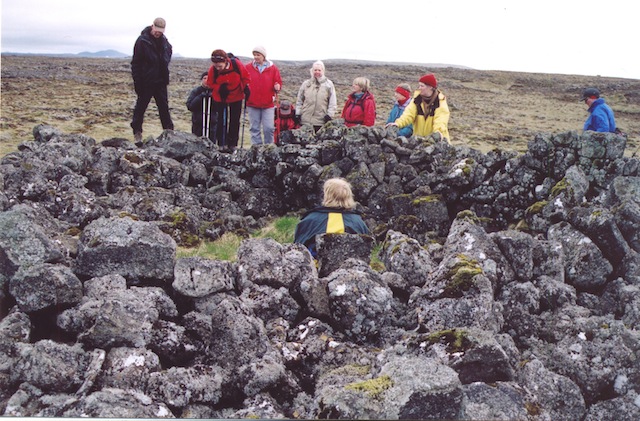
[386,73,450,143]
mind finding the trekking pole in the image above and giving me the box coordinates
[274,91,280,144]
[202,95,211,140]
[202,96,206,138]
[207,96,213,140]
[221,102,228,150]
[241,99,247,148]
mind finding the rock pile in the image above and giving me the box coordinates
[0,121,639,419]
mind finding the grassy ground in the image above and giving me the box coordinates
[2,55,639,157]
[4,55,638,262]
[177,215,300,261]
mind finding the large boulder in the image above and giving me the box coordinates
[74,216,176,284]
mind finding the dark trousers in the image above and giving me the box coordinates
[131,83,174,134]
[214,100,242,149]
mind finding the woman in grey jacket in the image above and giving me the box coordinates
[295,60,337,132]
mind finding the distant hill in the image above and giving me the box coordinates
[2,51,457,67]
[77,50,129,58]
[2,50,129,59]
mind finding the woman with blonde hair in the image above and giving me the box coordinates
[341,77,376,127]
[294,178,370,257]
[295,60,338,132]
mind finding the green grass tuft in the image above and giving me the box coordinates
[177,215,300,261]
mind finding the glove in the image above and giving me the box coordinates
[219,83,229,101]
[294,115,301,125]
[323,114,332,123]
[243,85,251,101]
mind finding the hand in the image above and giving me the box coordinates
[243,85,251,101]
[323,114,332,123]
[274,83,281,92]
[219,83,229,100]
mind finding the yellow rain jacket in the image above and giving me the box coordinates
[394,90,450,143]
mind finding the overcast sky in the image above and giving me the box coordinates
[2,0,638,79]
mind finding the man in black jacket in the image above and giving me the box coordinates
[130,17,174,143]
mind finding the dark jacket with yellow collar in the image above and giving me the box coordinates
[294,207,370,257]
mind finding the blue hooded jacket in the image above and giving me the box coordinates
[387,99,413,137]
[583,98,616,133]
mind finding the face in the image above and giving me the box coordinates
[394,92,406,102]
[312,66,324,78]
[201,74,208,87]
[150,26,164,38]
[352,82,362,93]
[253,52,265,64]
[418,82,435,97]
[213,61,226,71]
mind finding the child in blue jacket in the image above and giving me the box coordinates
[386,83,414,138]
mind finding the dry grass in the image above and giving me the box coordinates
[2,55,639,157]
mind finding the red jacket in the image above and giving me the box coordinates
[245,60,282,109]
[277,114,299,132]
[341,91,376,127]
[206,57,251,103]
[274,105,300,143]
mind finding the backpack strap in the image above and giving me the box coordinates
[213,57,242,83]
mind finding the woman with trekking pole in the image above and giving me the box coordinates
[244,46,282,145]
[206,49,251,151]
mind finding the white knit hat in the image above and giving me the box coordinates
[252,45,267,58]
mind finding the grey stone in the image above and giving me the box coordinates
[74,216,176,284]
[9,263,83,313]
[173,256,236,298]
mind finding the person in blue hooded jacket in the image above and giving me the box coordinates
[386,83,413,137]
[294,178,370,258]
[582,87,616,133]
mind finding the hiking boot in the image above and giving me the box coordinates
[134,132,143,145]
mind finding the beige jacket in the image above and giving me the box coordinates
[295,76,337,126]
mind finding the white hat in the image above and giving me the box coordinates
[252,45,267,58]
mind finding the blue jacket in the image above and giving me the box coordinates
[294,207,370,257]
[387,99,413,137]
[584,98,616,133]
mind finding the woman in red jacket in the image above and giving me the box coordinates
[245,46,282,145]
[206,49,251,151]
[341,77,376,127]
